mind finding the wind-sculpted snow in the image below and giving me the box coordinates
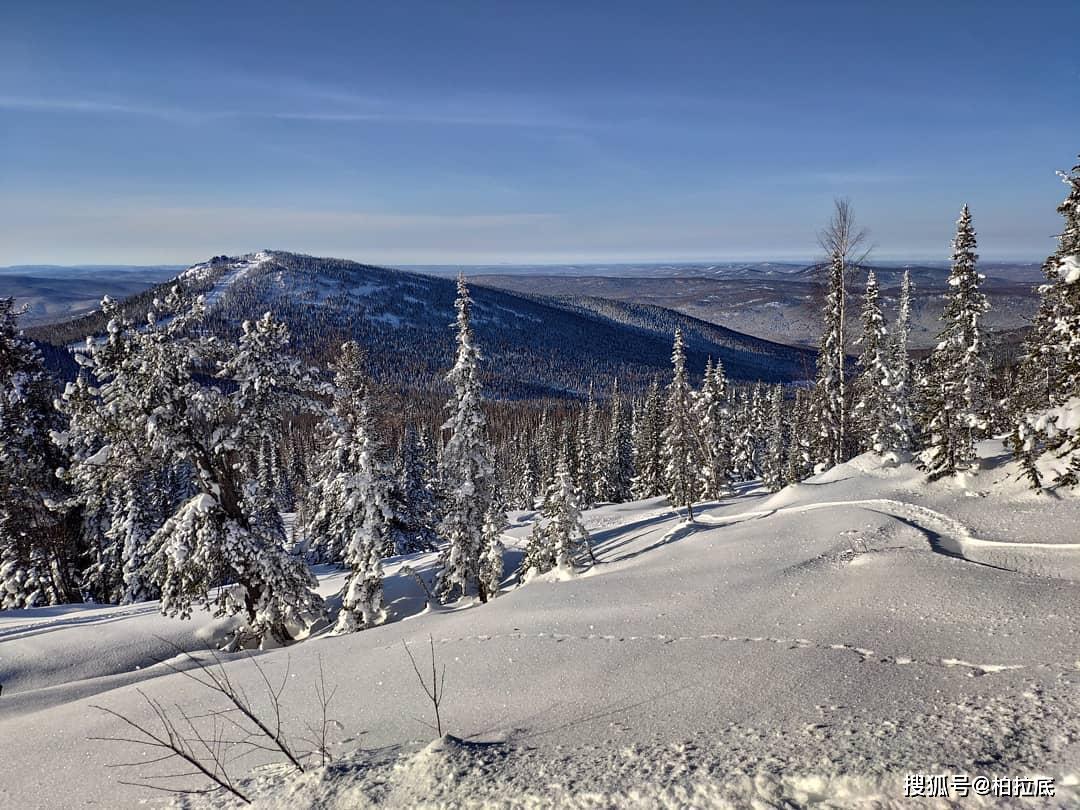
[3,444,1080,808]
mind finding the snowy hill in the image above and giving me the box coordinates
[4,441,1080,808]
[27,251,816,396]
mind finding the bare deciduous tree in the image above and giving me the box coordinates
[301,655,339,768]
[815,199,872,466]
[403,636,447,738]
[91,642,341,804]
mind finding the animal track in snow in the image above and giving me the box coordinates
[399,631,1041,678]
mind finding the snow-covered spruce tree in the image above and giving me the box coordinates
[437,275,503,603]
[479,501,507,597]
[813,199,867,469]
[761,385,787,492]
[519,502,555,578]
[814,253,848,468]
[921,206,991,479]
[730,389,756,481]
[333,405,393,630]
[389,425,441,554]
[55,300,163,605]
[307,344,387,584]
[70,292,322,645]
[574,397,596,506]
[586,388,608,505]
[518,457,593,578]
[113,476,160,604]
[749,382,769,473]
[631,379,665,499]
[58,375,122,604]
[0,298,79,609]
[785,389,816,483]
[1008,158,1080,487]
[889,270,917,454]
[602,379,634,503]
[696,359,734,499]
[661,328,700,521]
[546,461,594,571]
[559,422,578,488]
[852,270,901,455]
[222,313,298,550]
[536,410,556,489]
[255,433,289,512]
[514,439,541,510]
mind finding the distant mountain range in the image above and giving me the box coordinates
[25,252,817,397]
[473,264,1043,350]
[9,256,1042,369]
[0,265,184,325]
[407,260,1045,284]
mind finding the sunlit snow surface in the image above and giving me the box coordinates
[3,441,1080,808]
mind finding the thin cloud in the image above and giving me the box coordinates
[0,94,214,124]
[0,85,587,129]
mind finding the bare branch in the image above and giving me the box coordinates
[403,636,447,738]
[91,638,341,805]
[91,692,251,804]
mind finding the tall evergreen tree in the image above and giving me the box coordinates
[536,410,556,488]
[785,389,816,483]
[57,304,160,605]
[519,458,593,578]
[64,293,323,645]
[602,379,634,503]
[852,270,899,454]
[661,329,699,521]
[516,438,541,510]
[813,200,867,469]
[730,389,756,481]
[0,298,78,609]
[574,395,597,506]
[437,275,503,603]
[921,205,991,478]
[389,425,442,554]
[815,253,849,468]
[889,270,917,454]
[631,380,665,499]
[761,385,788,492]
[696,360,734,499]
[1009,157,1080,487]
[331,349,393,633]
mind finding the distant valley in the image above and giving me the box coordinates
[0,265,184,325]
[472,263,1043,350]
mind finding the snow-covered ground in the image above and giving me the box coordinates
[3,441,1080,808]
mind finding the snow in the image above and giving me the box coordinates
[4,442,1080,808]
[370,312,402,327]
[184,252,274,308]
[1060,254,1080,285]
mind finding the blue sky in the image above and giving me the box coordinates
[1,1,1078,265]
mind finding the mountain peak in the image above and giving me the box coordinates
[31,250,816,397]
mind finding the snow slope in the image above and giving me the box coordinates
[3,442,1080,808]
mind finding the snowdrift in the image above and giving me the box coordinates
[3,442,1080,808]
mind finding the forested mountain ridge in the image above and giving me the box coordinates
[27,250,816,397]
[475,266,1041,351]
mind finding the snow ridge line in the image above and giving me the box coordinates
[398,632,1044,677]
[695,497,1080,553]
